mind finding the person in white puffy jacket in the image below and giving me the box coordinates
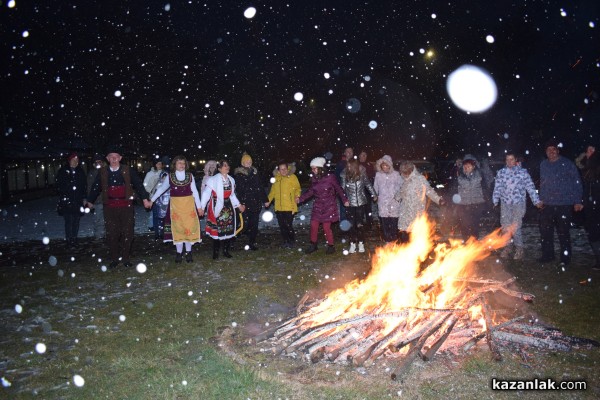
[373,155,402,243]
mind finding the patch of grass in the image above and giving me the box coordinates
[1,227,599,399]
[463,353,495,376]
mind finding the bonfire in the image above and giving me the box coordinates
[254,215,598,380]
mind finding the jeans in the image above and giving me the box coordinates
[500,202,526,247]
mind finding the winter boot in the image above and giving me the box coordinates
[513,246,524,260]
[326,245,335,255]
[185,251,193,263]
[175,252,183,263]
[212,240,220,260]
[223,239,233,258]
[349,242,356,254]
[305,242,318,254]
[358,242,365,253]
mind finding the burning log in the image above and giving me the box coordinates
[296,292,311,314]
[249,216,598,380]
[491,331,571,352]
[391,312,454,380]
[462,315,525,351]
[419,314,459,361]
[481,296,502,361]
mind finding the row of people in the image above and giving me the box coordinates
[56,141,597,269]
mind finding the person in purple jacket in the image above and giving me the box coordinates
[538,140,583,265]
[297,157,349,254]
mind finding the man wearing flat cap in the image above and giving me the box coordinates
[538,139,583,266]
[86,146,152,268]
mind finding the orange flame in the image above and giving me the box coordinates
[299,215,511,334]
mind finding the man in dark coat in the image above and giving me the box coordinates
[56,152,88,247]
[86,146,151,268]
[538,139,583,266]
[234,153,268,250]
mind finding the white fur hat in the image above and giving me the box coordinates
[310,157,326,168]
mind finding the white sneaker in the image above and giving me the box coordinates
[358,242,365,253]
[349,242,356,253]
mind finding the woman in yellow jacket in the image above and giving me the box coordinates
[265,161,302,248]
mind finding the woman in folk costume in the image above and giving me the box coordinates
[199,160,246,259]
[199,160,218,236]
[150,155,203,263]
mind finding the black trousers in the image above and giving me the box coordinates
[380,217,398,242]
[104,206,135,262]
[346,206,365,243]
[539,205,572,263]
[63,212,81,241]
[243,209,260,245]
[584,200,600,242]
[457,203,483,240]
[363,201,373,227]
[276,211,295,243]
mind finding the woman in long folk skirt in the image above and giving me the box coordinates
[199,160,246,259]
[150,156,203,263]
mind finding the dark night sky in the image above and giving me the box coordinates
[2,0,599,166]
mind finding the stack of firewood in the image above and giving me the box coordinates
[254,277,598,380]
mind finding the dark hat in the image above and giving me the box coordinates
[67,152,78,162]
[544,138,560,150]
[161,155,171,165]
[93,153,104,161]
[105,144,123,155]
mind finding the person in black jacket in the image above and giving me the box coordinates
[234,153,268,250]
[56,152,88,247]
[577,145,600,270]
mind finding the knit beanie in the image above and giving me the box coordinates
[67,152,78,162]
[310,157,326,168]
[241,153,252,165]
